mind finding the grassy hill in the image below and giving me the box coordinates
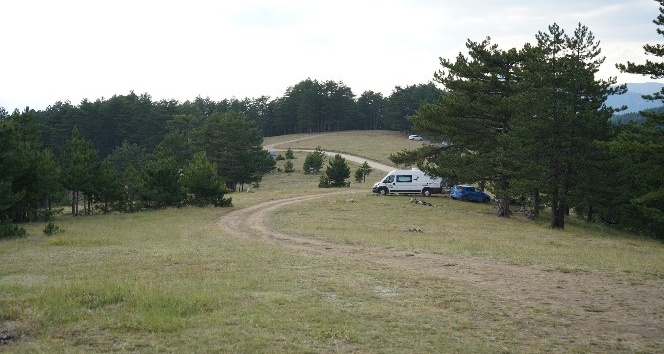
[1,131,663,353]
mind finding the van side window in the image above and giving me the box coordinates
[396,175,412,183]
[383,175,394,183]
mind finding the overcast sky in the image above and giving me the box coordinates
[1,0,662,112]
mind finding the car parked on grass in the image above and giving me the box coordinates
[408,134,423,141]
[450,185,491,202]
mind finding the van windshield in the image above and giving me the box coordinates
[383,175,394,183]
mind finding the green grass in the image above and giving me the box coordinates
[1,131,663,353]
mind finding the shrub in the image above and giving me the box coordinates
[0,220,27,239]
[303,147,325,174]
[284,160,295,173]
[323,154,351,187]
[285,148,295,159]
[43,222,63,236]
[354,161,374,183]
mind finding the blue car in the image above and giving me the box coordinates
[450,185,491,202]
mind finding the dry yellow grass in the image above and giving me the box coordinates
[264,130,428,166]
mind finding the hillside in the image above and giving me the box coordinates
[607,82,663,113]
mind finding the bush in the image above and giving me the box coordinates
[275,154,285,161]
[285,148,295,159]
[0,220,27,239]
[284,160,295,173]
[43,222,64,236]
[318,175,331,188]
[323,154,351,187]
[354,161,373,183]
[182,152,232,207]
[303,147,325,174]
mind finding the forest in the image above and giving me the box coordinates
[0,80,440,233]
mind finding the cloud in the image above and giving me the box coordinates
[1,0,662,112]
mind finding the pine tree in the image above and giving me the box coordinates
[354,161,373,183]
[284,160,295,173]
[61,127,98,216]
[516,23,618,229]
[611,0,664,237]
[395,38,521,217]
[322,154,351,188]
[303,147,325,174]
[285,148,295,159]
[182,151,231,207]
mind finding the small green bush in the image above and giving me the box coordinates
[285,148,295,159]
[0,220,27,239]
[284,160,295,173]
[43,222,64,236]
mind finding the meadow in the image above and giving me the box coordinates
[1,130,662,353]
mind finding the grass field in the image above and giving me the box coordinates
[264,130,425,166]
[1,130,663,353]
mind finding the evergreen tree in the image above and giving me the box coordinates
[106,140,150,175]
[357,91,385,130]
[197,111,273,191]
[354,161,373,183]
[0,115,29,221]
[516,23,618,229]
[94,159,122,213]
[182,152,231,207]
[284,160,295,173]
[611,0,664,237]
[60,126,99,216]
[285,147,295,159]
[321,154,351,188]
[393,39,520,217]
[303,147,326,174]
[143,149,185,208]
[157,114,200,166]
[384,83,442,131]
[119,165,147,212]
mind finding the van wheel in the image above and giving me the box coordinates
[422,188,431,197]
[462,196,469,202]
[379,188,389,195]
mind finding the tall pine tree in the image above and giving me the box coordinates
[612,0,664,237]
[515,23,618,229]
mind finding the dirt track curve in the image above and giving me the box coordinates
[217,190,664,348]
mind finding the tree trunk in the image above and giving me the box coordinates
[532,189,540,218]
[497,196,511,217]
[551,202,566,229]
[586,205,594,222]
[496,179,511,217]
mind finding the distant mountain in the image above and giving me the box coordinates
[607,82,664,114]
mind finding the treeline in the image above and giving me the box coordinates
[610,106,664,125]
[0,79,440,231]
[393,20,664,238]
[0,107,274,233]
[25,80,440,159]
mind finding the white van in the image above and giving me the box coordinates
[372,168,444,196]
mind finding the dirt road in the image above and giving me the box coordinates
[265,135,395,173]
[216,137,664,350]
[218,190,663,351]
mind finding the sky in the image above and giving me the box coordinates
[1,0,662,112]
